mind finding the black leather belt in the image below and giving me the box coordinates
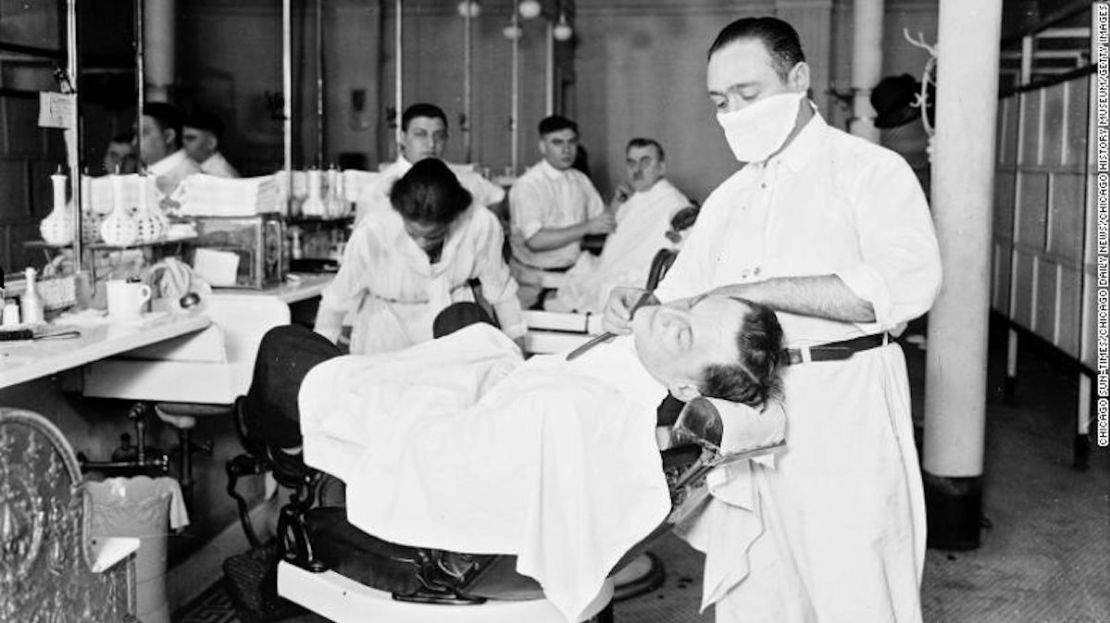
[783,333,890,366]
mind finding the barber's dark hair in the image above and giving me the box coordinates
[185,110,226,140]
[699,298,784,408]
[627,137,665,162]
[538,115,577,137]
[143,102,185,148]
[389,158,472,225]
[111,131,135,144]
[708,17,806,82]
[402,103,448,132]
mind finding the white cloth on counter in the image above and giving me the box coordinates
[549,178,691,313]
[176,174,278,217]
[314,203,524,355]
[354,157,506,225]
[299,324,670,623]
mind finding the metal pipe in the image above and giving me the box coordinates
[545,20,554,116]
[135,0,145,160]
[510,12,519,174]
[283,0,293,208]
[463,1,473,163]
[395,0,403,151]
[315,0,326,166]
[142,0,175,103]
[66,0,82,271]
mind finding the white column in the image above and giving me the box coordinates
[849,0,883,142]
[143,0,175,102]
[922,0,1004,550]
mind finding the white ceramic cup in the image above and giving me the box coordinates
[106,280,151,320]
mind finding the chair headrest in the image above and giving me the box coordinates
[673,396,786,454]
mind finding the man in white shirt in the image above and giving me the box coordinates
[182,110,240,178]
[354,103,505,223]
[547,137,692,313]
[605,17,942,623]
[137,102,203,200]
[509,115,615,308]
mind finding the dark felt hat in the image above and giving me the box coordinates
[871,74,929,129]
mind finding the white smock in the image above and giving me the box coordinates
[655,110,942,622]
[146,149,202,199]
[299,324,670,623]
[314,203,525,354]
[550,178,690,313]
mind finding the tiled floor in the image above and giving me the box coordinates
[175,320,1110,622]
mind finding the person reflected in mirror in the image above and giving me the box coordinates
[182,110,240,178]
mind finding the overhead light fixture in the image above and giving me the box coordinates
[503,19,523,40]
[552,12,573,41]
[518,0,542,20]
[457,1,481,18]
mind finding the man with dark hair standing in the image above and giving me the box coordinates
[182,110,240,178]
[355,102,505,223]
[605,16,942,623]
[137,101,203,197]
[509,115,614,308]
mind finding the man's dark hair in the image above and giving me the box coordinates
[143,102,185,148]
[627,137,665,162]
[185,110,226,140]
[699,299,784,408]
[538,115,577,137]
[708,17,806,82]
[390,158,472,225]
[110,131,134,145]
[402,103,448,132]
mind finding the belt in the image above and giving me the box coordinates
[782,333,890,366]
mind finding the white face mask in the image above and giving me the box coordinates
[715,91,806,163]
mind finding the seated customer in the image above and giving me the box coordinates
[297,293,784,621]
[546,137,693,313]
[509,115,614,308]
[315,158,525,354]
[182,110,240,178]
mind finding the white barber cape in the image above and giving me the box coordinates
[656,111,941,622]
[299,324,671,623]
[550,178,690,313]
[146,149,202,200]
[354,156,506,225]
[314,203,525,354]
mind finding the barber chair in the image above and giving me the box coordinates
[0,408,140,620]
[271,397,783,623]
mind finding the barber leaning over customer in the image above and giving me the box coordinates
[605,16,942,623]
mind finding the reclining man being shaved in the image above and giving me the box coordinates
[244,294,785,622]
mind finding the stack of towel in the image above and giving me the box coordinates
[177,174,279,217]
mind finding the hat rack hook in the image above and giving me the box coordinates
[903,28,937,136]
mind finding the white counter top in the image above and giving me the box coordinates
[210,272,333,304]
[0,312,211,390]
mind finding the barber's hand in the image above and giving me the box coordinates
[585,212,617,235]
[603,286,648,335]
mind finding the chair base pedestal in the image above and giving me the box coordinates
[277,561,614,623]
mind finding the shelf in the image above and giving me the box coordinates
[24,234,197,251]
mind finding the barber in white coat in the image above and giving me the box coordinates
[316,158,525,355]
[605,17,942,623]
